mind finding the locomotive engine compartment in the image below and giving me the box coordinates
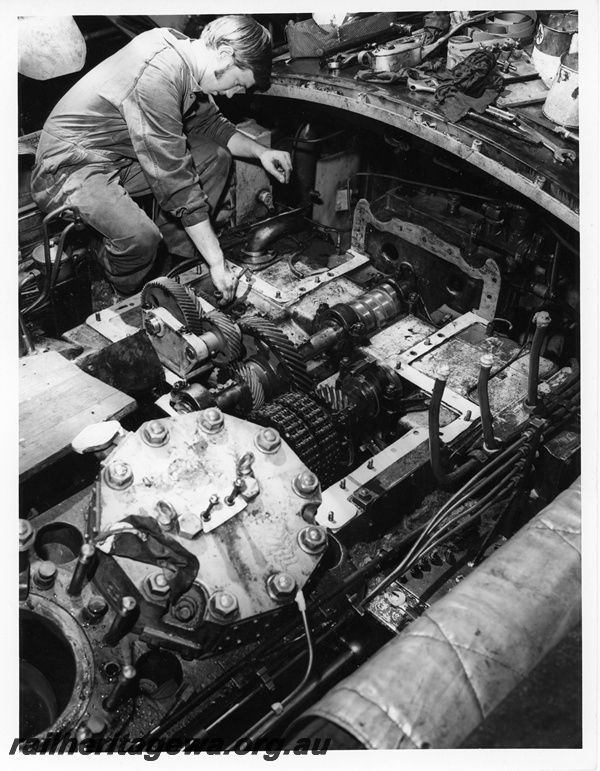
[18,57,582,749]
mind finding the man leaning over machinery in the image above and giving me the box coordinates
[31,15,292,301]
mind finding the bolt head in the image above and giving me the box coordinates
[255,427,281,453]
[19,519,34,550]
[142,420,169,447]
[200,407,224,433]
[267,571,297,600]
[298,525,327,554]
[293,471,320,497]
[147,572,170,598]
[173,597,197,622]
[122,596,137,614]
[105,460,133,490]
[209,591,238,619]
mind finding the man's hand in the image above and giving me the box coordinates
[259,149,292,184]
[209,260,237,302]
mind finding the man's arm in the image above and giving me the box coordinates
[227,132,292,184]
[184,219,236,300]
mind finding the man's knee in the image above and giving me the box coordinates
[213,144,233,177]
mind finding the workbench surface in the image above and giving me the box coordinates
[262,58,579,230]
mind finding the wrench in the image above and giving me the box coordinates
[515,117,577,163]
[407,76,439,92]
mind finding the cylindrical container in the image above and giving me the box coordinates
[543,53,579,128]
[31,242,72,283]
[531,14,577,86]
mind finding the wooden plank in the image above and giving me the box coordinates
[19,351,136,480]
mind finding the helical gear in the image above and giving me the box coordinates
[141,277,241,364]
[203,309,242,364]
[239,316,312,394]
[141,277,205,334]
[229,362,265,411]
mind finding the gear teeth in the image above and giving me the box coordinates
[141,277,204,334]
[205,309,242,363]
[316,384,351,414]
[239,316,312,394]
[230,362,265,410]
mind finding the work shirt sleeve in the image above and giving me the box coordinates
[120,50,235,226]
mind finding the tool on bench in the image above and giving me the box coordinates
[467,106,577,161]
[512,110,579,143]
[407,75,440,92]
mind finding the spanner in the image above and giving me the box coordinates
[515,117,577,163]
[407,76,440,93]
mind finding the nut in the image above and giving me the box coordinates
[19,519,35,551]
[267,571,297,600]
[173,596,198,622]
[200,407,224,433]
[142,420,169,447]
[208,591,239,619]
[146,572,170,598]
[292,471,320,498]
[298,525,327,554]
[254,427,281,454]
[104,460,134,490]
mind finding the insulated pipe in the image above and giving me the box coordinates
[477,353,499,452]
[525,311,551,410]
[428,363,479,485]
[293,477,581,749]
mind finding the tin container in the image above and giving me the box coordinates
[358,36,422,72]
[531,14,577,86]
[543,52,579,128]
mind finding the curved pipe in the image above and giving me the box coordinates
[292,477,581,749]
[477,353,499,452]
[242,209,306,257]
[23,205,79,315]
[429,365,480,486]
[525,311,551,409]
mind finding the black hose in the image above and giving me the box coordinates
[477,355,499,452]
[525,313,551,409]
[429,373,480,486]
[166,258,202,279]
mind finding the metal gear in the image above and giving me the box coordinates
[228,361,265,411]
[251,391,340,486]
[203,309,242,364]
[141,277,241,364]
[239,316,313,394]
[141,277,204,334]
